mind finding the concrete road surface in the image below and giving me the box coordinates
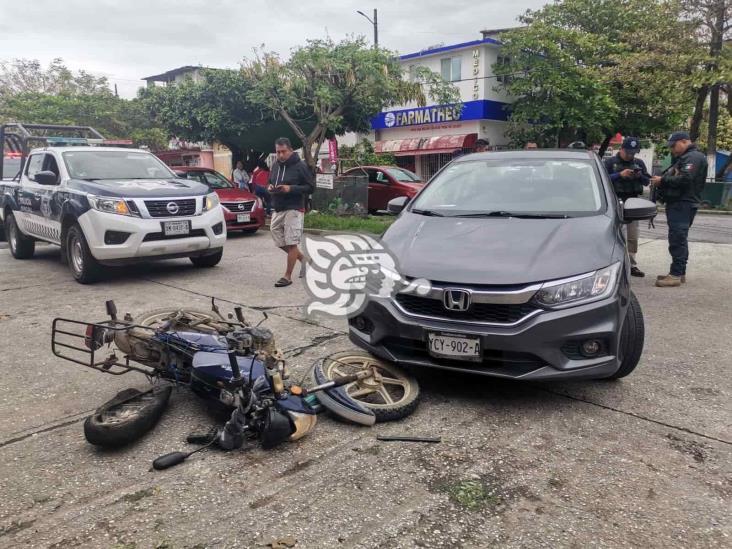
[0,228,729,548]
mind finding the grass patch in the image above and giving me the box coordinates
[304,212,394,234]
[444,479,500,511]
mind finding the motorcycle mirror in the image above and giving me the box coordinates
[105,300,118,320]
[256,311,268,327]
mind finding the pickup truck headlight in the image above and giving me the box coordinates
[203,192,220,212]
[87,195,138,217]
[534,262,621,308]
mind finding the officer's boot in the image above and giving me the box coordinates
[655,275,682,287]
[656,274,686,283]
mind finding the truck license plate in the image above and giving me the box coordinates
[162,220,190,236]
[428,332,481,361]
[237,213,251,223]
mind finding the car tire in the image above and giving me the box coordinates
[84,386,172,448]
[5,212,35,259]
[607,291,645,379]
[66,223,102,284]
[190,249,223,267]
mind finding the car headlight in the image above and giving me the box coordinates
[203,192,220,211]
[534,262,621,308]
[87,195,137,217]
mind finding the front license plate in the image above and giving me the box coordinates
[428,332,481,361]
[236,213,251,223]
[162,220,190,236]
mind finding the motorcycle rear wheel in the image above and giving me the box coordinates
[84,386,172,448]
[315,351,420,422]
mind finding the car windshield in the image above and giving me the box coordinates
[184,170,233,189]
[386,168,421,182]
[410,158,604,217]
[62,151,175,180]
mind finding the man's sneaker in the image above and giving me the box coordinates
[630,267,645,277]
[655,275,682,287]
[656,274,686,283]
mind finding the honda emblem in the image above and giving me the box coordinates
[443,289,471,311]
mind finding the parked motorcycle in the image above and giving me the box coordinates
[52,300,420,465]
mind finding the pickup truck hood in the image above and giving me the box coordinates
[382,212,616,286]
[67,178,209,198]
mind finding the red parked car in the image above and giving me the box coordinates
[342,166,424,212]
[174,167,265,234]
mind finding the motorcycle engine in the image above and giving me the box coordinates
[227,327,277,356]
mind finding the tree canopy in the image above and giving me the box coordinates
[494,0,700,148]
[243,37,460,169]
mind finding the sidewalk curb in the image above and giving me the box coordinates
[656,208,732,216]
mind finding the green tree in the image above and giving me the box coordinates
[139,69,299,162]
[495,0,699,149]
[0,58,109,98]
[243,37,460,169]
[338,138,396,170]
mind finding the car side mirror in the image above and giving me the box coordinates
[622,197,657,223]
[33,170,59,186]
[387,196,409,214]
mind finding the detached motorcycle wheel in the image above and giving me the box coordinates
[84,386,172,448]
[316,351,420,422]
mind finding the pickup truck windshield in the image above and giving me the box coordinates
[62,151,175,180]
[410,158,604,217]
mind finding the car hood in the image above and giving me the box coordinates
[214,187,256,201]
[67,178,209,198]
[382,212,616,285]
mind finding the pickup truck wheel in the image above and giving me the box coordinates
[5,213,35,259]
[66,224,102,284]
[190,249,223,268]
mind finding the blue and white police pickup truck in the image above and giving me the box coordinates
[1,124,226,283]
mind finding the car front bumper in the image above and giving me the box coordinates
[222,206,265,231]
[78,206,227,263]
[348,292,628,380]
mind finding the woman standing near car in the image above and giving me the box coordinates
[232,160,250,191]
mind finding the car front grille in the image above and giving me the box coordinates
[143,229,206,242]
[222,200,254,213]
[145,199,197,218]
[394,293,539,324]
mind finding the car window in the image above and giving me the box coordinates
[184,172,207,184]
[203,171,233,189]
[43,154,60,177]
[62,151,175,180]
[385,168,420,182]
[411,159,604,217]
[2,154,22,178]
[25,154,44,180]
[374,171,388,184]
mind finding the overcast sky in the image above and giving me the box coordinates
[0,0,545,98]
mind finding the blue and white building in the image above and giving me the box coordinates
[373,31,514,180]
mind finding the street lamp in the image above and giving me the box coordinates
[357,9,378,48]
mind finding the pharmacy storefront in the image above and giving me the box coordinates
[372,100,510,180]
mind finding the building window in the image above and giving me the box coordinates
[496,55,512,85]
[440,57,461,82]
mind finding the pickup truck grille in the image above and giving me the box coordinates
[222,200,254,212]
[145,199,196,218]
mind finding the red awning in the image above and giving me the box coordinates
[375,133,477,156]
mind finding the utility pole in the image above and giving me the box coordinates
[357,8,378,48]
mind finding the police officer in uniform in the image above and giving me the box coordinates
[650,131,708,287]
[603,137,650,277]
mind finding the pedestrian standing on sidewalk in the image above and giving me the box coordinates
[251,160,272,216]
[650,131,708,287]
[232,161,250,191]
[603,137,651,277]
[267,137,313,287]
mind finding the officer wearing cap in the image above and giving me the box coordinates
[603,137,651,277]
[650,131,708,287]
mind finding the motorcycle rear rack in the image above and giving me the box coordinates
[51,317,160,377]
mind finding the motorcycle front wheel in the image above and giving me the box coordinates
[314,351,420,423]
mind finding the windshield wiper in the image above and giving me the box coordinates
[454,211,570,219]
[412,208,445,217]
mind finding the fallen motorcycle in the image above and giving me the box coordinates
[52,300,420,464]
